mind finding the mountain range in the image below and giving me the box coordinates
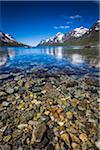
[39,20,100,46]
[0,20,99,47]
[0,32,31,47]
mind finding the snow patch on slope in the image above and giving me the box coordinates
[72,26,89,38]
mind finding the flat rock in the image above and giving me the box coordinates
[31,122,47,144]
[18,124,28,130]
[0,74,10,80]
[3,135,11,142]
[6,88,14,94]
[2,101,10,107]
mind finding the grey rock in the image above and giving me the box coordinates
[6,88,14,94]
[2,101,10,107]
[18,146,23,150]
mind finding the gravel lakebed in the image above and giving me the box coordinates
[0,67,99,150]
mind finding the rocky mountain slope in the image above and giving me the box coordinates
[77,20,100,45]
[39,20,100,46]
[0,32,30,47]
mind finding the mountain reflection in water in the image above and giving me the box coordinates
[0,46,99,76]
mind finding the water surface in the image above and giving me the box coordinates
[0,46,99,77]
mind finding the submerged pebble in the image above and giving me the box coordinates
[0,67,98,149]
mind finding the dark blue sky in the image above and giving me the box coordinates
[1,1,99,46]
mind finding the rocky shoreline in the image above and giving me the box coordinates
[0,67,99,150]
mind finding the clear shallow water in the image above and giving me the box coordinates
[0,46,99,76]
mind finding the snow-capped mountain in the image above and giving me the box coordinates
[39,20,99,46]
[40,32,64,45]
[63,26,89,42]
[39,27,89,45]
[92,20,100,31]
[0,31,31,47]
[80,20,100,45]
[5,34,15,41]
[70,26,89,38]
[0,32,15,43]
[53,32,64,43]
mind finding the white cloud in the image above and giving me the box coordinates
[69,14,82,19]
[66,21,72,24]
[54,26,70,29]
